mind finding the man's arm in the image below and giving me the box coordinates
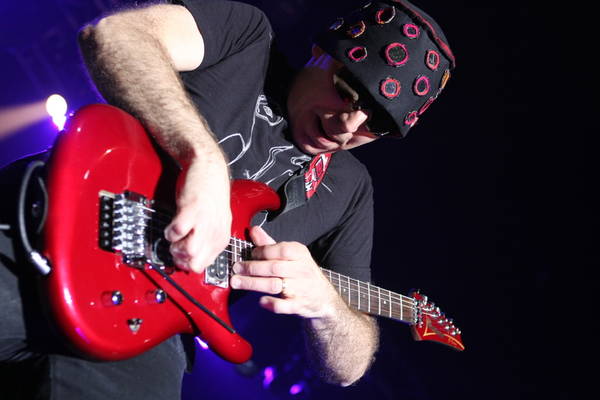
[302,297,379,386]
[78,4,230,273]
[232,226,379,386]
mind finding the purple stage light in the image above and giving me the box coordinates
[194,336,209,350]
[262,366,275,388]
[289,382,305,395]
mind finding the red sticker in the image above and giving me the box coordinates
[304,153,332,199]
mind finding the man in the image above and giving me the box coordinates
[0,0,454,398]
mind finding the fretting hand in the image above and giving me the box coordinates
[230,226,344,320]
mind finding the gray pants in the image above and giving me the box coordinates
[0,159,187,400]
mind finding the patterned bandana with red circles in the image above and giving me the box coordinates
[315,0,456,137]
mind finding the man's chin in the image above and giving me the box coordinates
[301,138,338,156]
[292,123,338,155]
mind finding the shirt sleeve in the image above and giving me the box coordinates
[171,0,272,69]
[167,0,274,142]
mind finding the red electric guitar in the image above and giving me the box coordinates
[37,104,464,363]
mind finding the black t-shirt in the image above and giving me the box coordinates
[174,0,374,282]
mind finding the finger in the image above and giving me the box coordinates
[170,234,201,273]
[230,274,284,295]
[164,206,197,242]
[248,225,276,246]
[232,260,286,278]
[259,296,294,314]
[170,228,231,274]
[252,240,306,262]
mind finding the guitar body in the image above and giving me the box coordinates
[42,104,281,362]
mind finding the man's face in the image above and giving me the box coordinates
[286,48,383,156]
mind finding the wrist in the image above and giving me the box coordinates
[307,289,350,330]
[176,137,228,170]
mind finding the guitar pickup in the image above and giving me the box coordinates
[205,251,230,288]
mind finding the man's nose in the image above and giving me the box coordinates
[334,109,369,134]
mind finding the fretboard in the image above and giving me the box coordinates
[321,268,417,325]
[217,237,417,325]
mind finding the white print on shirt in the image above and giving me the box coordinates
[251,145,294,181]
[321,182,332,193]
[218,94,310,185]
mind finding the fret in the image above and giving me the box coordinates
[318,267,419,324]
[346,275,351,304]
[357,278,360,312]
[232,239,238,264]
[367,282,371,314]
[399,292,403,321]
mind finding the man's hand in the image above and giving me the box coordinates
[164,156,231,274]
[230,226,342,319]
[231,226,378,386]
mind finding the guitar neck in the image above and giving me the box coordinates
[320,268,417,325]
[165,234,418,325]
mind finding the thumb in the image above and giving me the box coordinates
[248,225,276,246]
[164,206,196,242]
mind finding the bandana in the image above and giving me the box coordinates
[315,0,455,137]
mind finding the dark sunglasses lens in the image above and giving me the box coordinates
[337,68,399,137]
[366,107,398,137]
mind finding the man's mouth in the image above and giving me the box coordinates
[314,117,337,145]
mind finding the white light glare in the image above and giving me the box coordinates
[45,94,68,130]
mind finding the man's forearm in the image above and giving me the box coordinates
[78,13,222,166]
[77,7,233,273]
[304,297,379,386]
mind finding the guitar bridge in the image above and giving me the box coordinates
[98,190,248,289]
[98,191,157,266]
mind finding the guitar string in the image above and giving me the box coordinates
[107,204,461,328]
[113,205,419,309]
[142,223,417,310]
[122,203,410,302]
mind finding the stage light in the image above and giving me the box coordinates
[45,94,67,116]
[0,100,48,139]
[194,336,209,350]
[289,382,305,395]
[45,94,67,130]
[262,366,275,388]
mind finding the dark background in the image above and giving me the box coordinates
[0,1,584,399]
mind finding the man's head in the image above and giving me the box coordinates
[287,0,455,155]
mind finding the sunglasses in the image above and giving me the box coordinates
[333,68,401,138]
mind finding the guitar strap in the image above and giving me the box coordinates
[271,153,332,219]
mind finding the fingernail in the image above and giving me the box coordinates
[164,226,173,240]
[230,276,240,289]
[232,262,241,273]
